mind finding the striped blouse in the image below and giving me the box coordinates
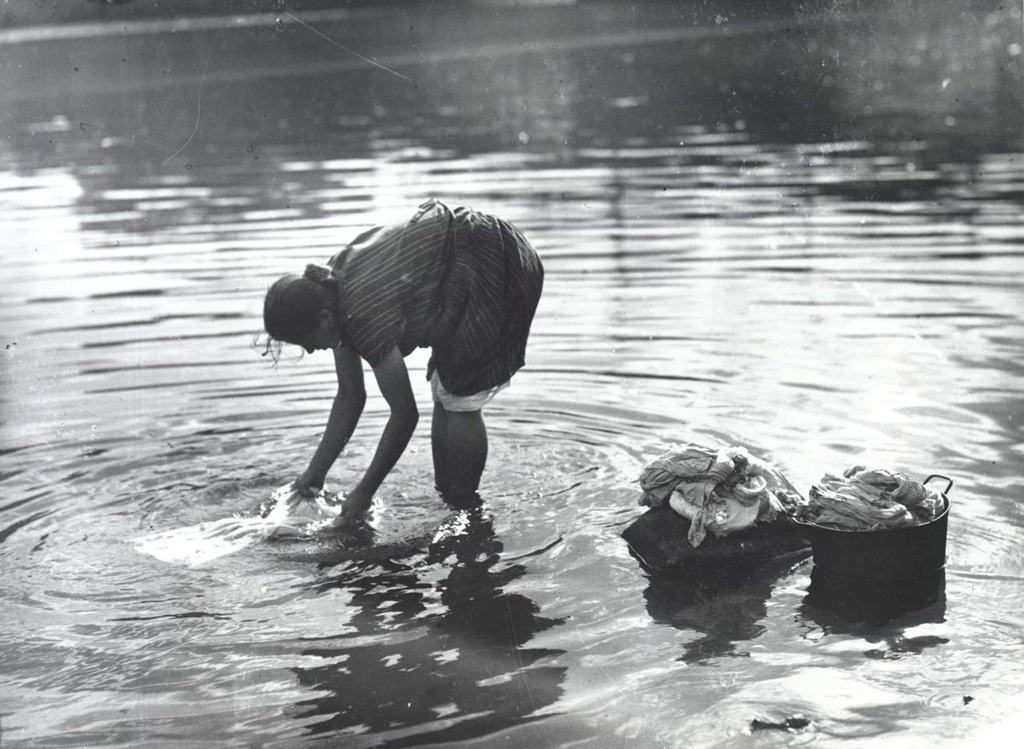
[328,199,544,396]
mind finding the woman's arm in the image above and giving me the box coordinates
[296,345,367,495]
[343,346,419,515]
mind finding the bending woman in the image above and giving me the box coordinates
[261,199,544,519]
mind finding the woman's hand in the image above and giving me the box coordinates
[335,486,373,524]
[294,468,325,497]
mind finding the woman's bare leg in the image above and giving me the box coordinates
[431,402,450,495]
[432,402,488,504]
[446,409,488,502]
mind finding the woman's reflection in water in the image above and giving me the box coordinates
[289,507,567,744]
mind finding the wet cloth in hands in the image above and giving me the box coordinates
[796,466,944,531]
[638,442,804,547]
[134,484,342,566]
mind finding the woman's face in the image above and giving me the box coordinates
[297,311,341,354]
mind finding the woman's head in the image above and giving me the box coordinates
[261,264,340,357]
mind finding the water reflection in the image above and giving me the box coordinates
[3,0,1020,172]
[799,571,949,662]
[643,555,804,663]
[291,509,566,744]
[804,567,947,628]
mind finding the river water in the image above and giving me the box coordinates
[2,2,1023,747]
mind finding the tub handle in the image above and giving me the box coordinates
[923,474,954,496]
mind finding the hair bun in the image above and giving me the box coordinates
[303,263,335,283]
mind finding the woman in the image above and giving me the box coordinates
[261,199,543,520]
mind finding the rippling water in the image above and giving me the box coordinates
[2,2,1023,747]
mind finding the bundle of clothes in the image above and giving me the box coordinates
[637,442,946,547]
[794,465,945,531]
[637,442,805,547]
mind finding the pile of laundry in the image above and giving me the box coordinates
[794,466,945,531]
[638,442,805,547]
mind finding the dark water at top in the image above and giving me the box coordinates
[1,2,1023,747]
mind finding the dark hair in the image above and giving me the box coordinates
[259,264,338,360]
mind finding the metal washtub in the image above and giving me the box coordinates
[802,474,952,584]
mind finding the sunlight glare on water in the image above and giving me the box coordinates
[1,1,1023,747]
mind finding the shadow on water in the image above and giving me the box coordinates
[642,554,807,664]
[289,509,567,746]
